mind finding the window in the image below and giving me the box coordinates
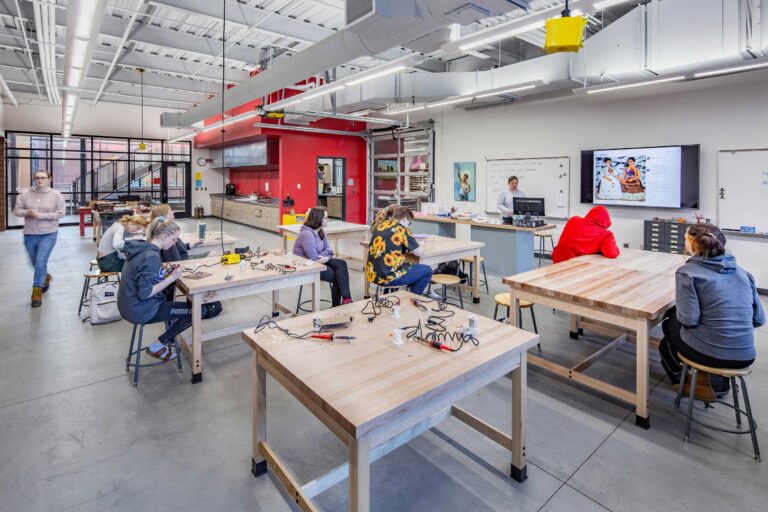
[5,132,191,227]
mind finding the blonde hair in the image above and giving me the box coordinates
[146,217,180,241]
[371,205,395,229]
[119,214,149,228]
[151,204,173,220]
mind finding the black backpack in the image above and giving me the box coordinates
[435,260,468,284]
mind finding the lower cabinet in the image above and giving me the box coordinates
[210,197,279,232]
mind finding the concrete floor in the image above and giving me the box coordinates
[0,219,766,512]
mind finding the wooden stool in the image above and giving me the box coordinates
[430,274,464,309]
[460,256,489,294]
[372,283,409,300]
[295,284,333,314]
[78,270,120,317]
[125,323,183,387]
[493,293,540,351]
[89,259,99,271]
[535,231,556,268]
[674,353,759,460]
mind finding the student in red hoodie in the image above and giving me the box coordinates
[552,206,620,263]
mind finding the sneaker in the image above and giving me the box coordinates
[425,290,443,300]
[342,298,353,305]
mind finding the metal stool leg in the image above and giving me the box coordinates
[517,307,522,329]
[684,368,698,442]
[441,284,448,303]
[493,303,499,321]
[126,324,137,371]
[674,362,688,410]
[457,284,464,309]
[296,285,303,314]
[133,325,144,387]
[731,377,742,429]
[481,262,489,294]
[173,335,183,374]
[78,276,91,315]
[739,376,760,461]
[538,237,544,268]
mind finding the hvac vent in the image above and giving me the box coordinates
[346,0,374,26]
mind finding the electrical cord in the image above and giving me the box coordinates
[403,319,479,353]
[360,295,401,322]
[182,260,223,274]
[253,315,331,339]
[250,262,296,274]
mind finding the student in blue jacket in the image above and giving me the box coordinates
[659,224,765,395]
[293,207,352,307]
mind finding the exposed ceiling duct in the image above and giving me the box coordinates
[161,0,529,128]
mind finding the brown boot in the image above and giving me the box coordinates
[674,370,716,402]
[42,273,52,293]
[31,286,43,308]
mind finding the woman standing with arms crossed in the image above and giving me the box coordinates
[13,170,65,307]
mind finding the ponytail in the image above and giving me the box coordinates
[687,224,726,258]
[146,217,180,242]
[371,204,395,229]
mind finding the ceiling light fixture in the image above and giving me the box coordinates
[585,75,685,94]
[426,96,473,108]
[168,132,197,143]
[346,65,407,86]
[694,60,768,78]
[593,0,631,10]
[383,105,426,115]
[278,98,305,109]
[474,84,537,99]
[303,84,346,101]
[137,68,147,151]
[459,20,545,51]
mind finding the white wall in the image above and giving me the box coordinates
[431,71,768,287]
[2,101,223,214]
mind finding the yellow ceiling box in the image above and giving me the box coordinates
[544,15,587,53]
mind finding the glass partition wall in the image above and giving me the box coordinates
[4,132,191,227]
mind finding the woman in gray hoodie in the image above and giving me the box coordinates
[660,224,765,394]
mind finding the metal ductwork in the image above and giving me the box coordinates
[161,0,527,128]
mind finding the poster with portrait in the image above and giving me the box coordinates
[454,162,476,202]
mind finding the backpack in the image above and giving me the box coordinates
[435,260,469,284]
[87,281,122,325]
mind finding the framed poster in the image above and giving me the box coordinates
[454,162,476,202]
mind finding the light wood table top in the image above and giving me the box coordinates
[414,214,557,233]
[279,220,370,235]
[502,249,685,320]
[361,234,484,262]
[180,231,238,249]
[243,291,537,439]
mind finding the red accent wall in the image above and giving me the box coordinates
[228,169,278,197]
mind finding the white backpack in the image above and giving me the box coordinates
[87,281,122,325]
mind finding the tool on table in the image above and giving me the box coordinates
[309,332,356,343]
[221,253,241,264]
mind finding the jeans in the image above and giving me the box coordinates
[24,232,58,287]
[386,264,433,295]
[320,258,352,306]
[97,252,125,272]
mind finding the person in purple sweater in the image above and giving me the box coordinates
[293,207,352,307]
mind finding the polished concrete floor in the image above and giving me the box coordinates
[0,220,766,512]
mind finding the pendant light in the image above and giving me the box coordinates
[137,68,147,151]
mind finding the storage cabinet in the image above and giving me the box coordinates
[210,196,279,233]
[644,220,692,254]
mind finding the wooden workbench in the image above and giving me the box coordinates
[242,291,540,511]
[503,248,686,428]
[179,231,239,255]
[175,252,325,383]
[361,235,485,303]
[279,221,370,271]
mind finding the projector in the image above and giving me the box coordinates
[544,14,587,53]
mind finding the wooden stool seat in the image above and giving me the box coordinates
[678,354,752,378]
[431,274,462,286]
[535,231,555,238]
[89,259,99,271]
[460,256,485,263]
[494,293,532,309]
[83,271,120,279]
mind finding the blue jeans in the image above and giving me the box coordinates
[24,232,58,287]
[386,264,433,295]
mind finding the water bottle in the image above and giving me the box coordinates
[197,221,206,241]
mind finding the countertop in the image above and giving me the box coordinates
[413,214,556,233]
[211,193,280,208]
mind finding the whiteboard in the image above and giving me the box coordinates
[717,149,768,233]
[485,156,570,218]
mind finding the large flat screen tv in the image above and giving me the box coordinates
[580,145,700,209]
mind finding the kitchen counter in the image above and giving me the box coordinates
[210,195,280,233]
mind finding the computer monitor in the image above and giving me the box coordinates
[513,197,545,217]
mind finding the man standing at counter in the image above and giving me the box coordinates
[497,176,526,216]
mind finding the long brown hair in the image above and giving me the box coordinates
[371,205,395,230]
[304,207,326,239]
[119,214,149,228]
[687,224,726,258]
[391,206,414,224]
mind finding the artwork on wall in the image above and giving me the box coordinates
[454,162,476,202]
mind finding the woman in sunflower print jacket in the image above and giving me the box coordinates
[366,206,433,294]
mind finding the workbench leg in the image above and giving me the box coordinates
[283,235,288,253]
[271,290,280,317]
[635,320,651,429]
[349,436,371,512]
[472,253,481,304]
[251,352,268,477]
[509,291,519,329]
[312,274,321,312]
[190,294,203,384]
[511,353,528,482]
[569,314,580,339]
[362,245,370,299]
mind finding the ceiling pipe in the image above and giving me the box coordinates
[0,71,19,106]
[162,0,525,128]
[31,0,52,103]
[13,0,42,99]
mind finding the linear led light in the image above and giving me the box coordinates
[426,96,473,108]
[383,105,425,115]
[474,84,537,99]
[276,97,305,109]
[458,20,545,51]
[346,65,407,86]
[404,139,429,144]
[303,85,346,101]
[64,93,76,109]
[168,132,196,143]
[201,112,259,132]
[348,109,372,116]
[694,61,768,78]
[585,75,686,94]
[593,0,631,10]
